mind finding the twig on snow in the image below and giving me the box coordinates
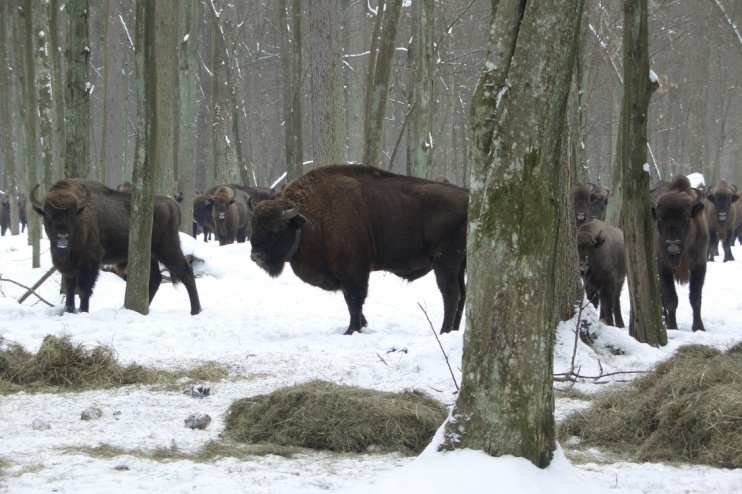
[418,303,459,393]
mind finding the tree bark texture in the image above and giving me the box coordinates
[22,2,41,266]
[0,1,20,235]
[442,0,585,468]
[406,0,434,177]
[65,0,91,179]
[362,0,402,167]
[309,0,344,167]
[619,0,666,346]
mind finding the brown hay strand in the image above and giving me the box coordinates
[561,344,742,468]
[224,380,447,455]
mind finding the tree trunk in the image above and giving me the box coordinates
[619,0,666,346]
[442,0,585,468]
[309,0,344,167]
[279,0,305,181]
[361,0,402,167]
[65,0,91,179]
[98,0,112,185]
[0,1,20,236]
[22,1,41,266]
[124,0,157,315]
[406,0,434,177]
[177,0,200,234]
[49,0,66,184]
[153,1,177,196]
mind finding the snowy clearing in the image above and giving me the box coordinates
[2,232,742,493]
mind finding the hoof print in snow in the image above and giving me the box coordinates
[31,418,51,431]
[185,384,211,399]
[81,407,103,421]
[185,413,211,430]
[114,464,130,471]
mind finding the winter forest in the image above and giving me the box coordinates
[2,0,742,493]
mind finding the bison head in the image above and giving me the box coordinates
[576,226,605,277]
[211,186,236,225]
[572,185,592,226]
[249,200,306,277]
[193,195,214,225]
[589,186,609,221]
[31,184,88,258]
[652,193,704,267]
[707,185,738,224]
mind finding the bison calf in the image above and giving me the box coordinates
[31,179,201,315]
[577,220,625,327]
[653,175,708,331]
[249,165,468,335]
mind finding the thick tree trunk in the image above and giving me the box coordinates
[35,0,56,192]
[177,0,200,234]
[65,0,91,179]
[362,0,402,167]
[0,1,20,236]
[124,0,156,315]
[153,1,177,196]
[22,2,41,266]
[619,0,666,346]
[309,0,344,167]
[442,0,585,468]
[406,0,434,177]
[98,0,112,185]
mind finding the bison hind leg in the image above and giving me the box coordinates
[148,258,163,303]
[434,262,463,334]
[342,278,369,335]
[159,252,201,315]
[77,265,100,313]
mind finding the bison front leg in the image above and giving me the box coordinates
[723,231,735,262]
[148,258,163,303]
[454,260,466,331]
[659,267,678,329]
[708,231,718,261]
[77,265,100,313]
[598,288,615,327]
[63,275,77,313]
[689,265,706,332]
[613,296,625,329]
[342,279,368,335]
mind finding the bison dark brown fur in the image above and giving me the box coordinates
[705,181,739,262]
[249,165,468,335]
[587,183,610,221]
[653,175,708,331]
[577,220,625,327]
[31,179,201,315]
[210,185,251,245]
[193,189,217,242]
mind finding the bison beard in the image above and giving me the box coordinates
[653,175,708,331]
[249,165,468,335]
[31,179,201,315]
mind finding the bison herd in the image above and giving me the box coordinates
[574,175,741,333]
[16,166,732,335]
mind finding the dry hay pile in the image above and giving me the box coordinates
[561,344,742,468]
[0,335,227,393]
[224,380,447,455]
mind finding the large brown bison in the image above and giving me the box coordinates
[572,183,609,227]
[249,165,468,335]
[653,175,708,331]
[705,181,738,262]
[210,185,251,245]
[31,179,201,315]
[577,220,625,327]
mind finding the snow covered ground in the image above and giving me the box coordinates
[2,231,742,493]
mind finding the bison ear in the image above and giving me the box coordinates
[732,194,740,203]
[246,196,254,211]
[229,199,235,205]
[32,205,46,217]
[692,201,704,217]
[76,205,85,216]
[593,231,606,248]
[707,193,715,205]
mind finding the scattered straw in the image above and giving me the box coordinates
[224,380,447,455]
[561,344,742,468]
[0,335,229,394]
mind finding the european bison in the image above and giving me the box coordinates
[576,220,625,327]
[705,181,739,262]
[249,165,468,335]
[653,175,708,331]
[734,195,742,245]
[572,183,609,227]
[193,190,216,242]
[210,185,251,245]
[31,179,201,315]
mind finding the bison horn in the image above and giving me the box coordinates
[281,208,300,220]
[30,184,43,210]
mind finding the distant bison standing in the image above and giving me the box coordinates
[31,179,201,315]
[576,220,625,327]
[249,165,468,335]
[705,181,738,262]
[653,176,708,331]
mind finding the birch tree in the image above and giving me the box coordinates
[442,0,585,467]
